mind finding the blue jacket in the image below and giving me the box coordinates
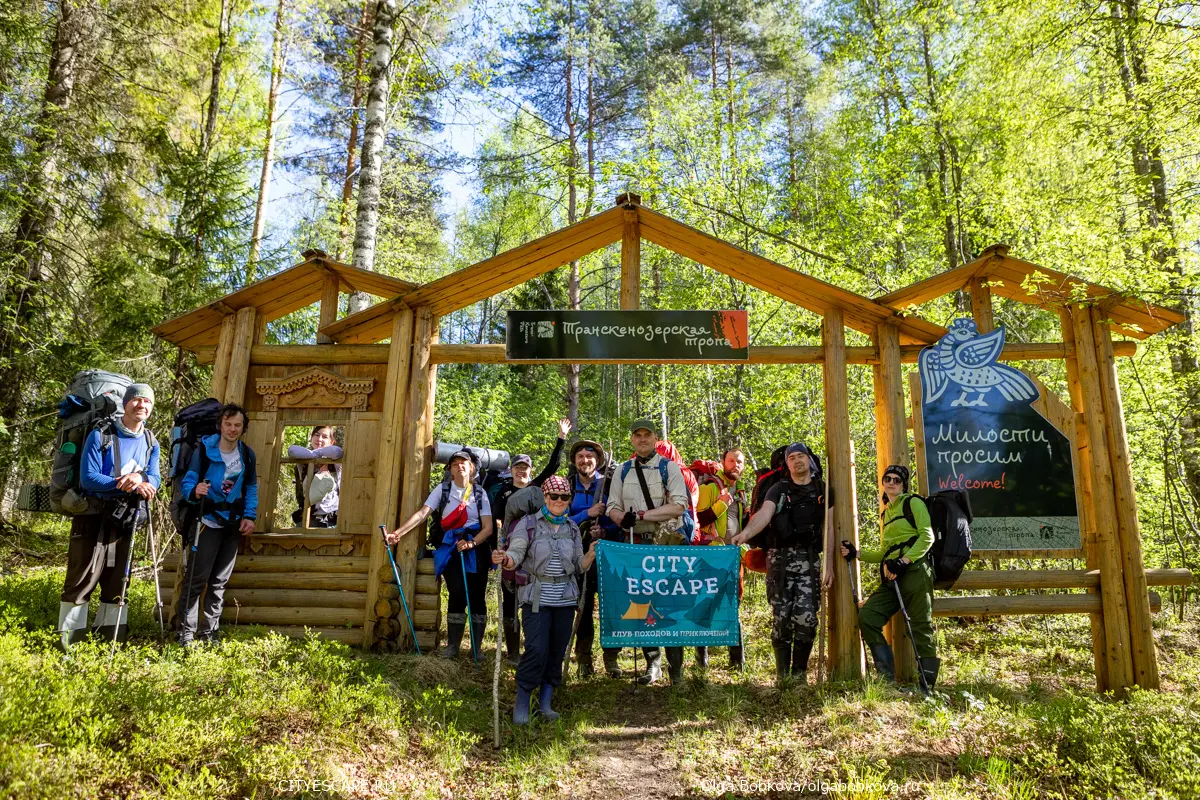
[568,472,618,541]
[180,434,258,526]
[80,425,161,499]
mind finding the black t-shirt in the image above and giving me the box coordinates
[764,476,832,549]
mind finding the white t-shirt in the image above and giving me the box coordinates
[202,446,243,529]
[424,482,491,527]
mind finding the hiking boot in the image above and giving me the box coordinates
[694,646,708,669]
[469,614,487,660]
[575,637,595,677]
[727,645,745,671]
[666,647,684,685]
[869,643,896,682]
[603,649,623,678]
[513,686,532,725]
[637,649,662,684]
[440,616,465,659]
[503,622,521,666]
[538,684,560,721]
[772,640,792,683]
[919,656,941,689]
[792,640,814,680]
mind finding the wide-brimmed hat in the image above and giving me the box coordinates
[569,439,607,467]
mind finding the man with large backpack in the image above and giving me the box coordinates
[840,464,941,689]
[606,418,690,685]
[57,383,161,649]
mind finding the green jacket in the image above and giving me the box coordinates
[860,493,934,563]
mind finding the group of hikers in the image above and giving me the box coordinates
[385,417,942,725]
[51,380,940,727]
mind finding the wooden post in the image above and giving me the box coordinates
[318,273,340,344]
[1091,305,1160,689]
[1059,307,1108,691]
[209,314,237,401]
[363,307,415,647]
[620,207,640,310]
[969,277,995,334]
[873,323,914,681]
[395,307,439,649]
[1069,304,1135,691]
[824,307,863,680]
[224,307,257,406]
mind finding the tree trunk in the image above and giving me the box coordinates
[350,0,398,311]
[920,26,959,272]
[247,0,289,279]
[564,0,580,427]
[338,0,373,261]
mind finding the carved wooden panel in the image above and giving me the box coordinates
[255,367,376,411]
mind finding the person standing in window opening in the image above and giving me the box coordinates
[488,417,571,666]
[731,443,829,685]
[388,449,494,659]
[57,383,161,650]
[493,475,595,724]
[606,419,689,685]
[841,464,939,689]
[288,425,342,528]
[691,446,751,670]
[177,403,258,647]
[565,438,618,677]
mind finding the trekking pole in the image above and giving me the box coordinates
[178,484,208,644]
[378,526,421,655]
[109,511,143,665]
[818,477,832,683]
[147,505,164,634]
[890,579,931,696]
[493,568,503,749]
[462,546,479,667]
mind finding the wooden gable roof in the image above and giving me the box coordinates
[875,245,1185,340]
[318,203,947,346]
[153,255,419,350]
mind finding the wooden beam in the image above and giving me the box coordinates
[824,308,863,679]
[970,276,995,334]
[318,272,341,344]
[224,307,257,406]
[873,323,914,682]
[876,261,988,309]
[1092,305,1160,689]
[948,568,1192,591]
[620,208,640,310]
[194,344,392,366]
[208,314,236,401]
[1070,304,1135,691]
[394,308,439,649]
[364,309,415,648]
[215,606,364,627]
[933,592,1162,617]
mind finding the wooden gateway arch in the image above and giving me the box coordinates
[154,194,1189,693]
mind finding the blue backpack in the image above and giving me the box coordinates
[619,459,698,544]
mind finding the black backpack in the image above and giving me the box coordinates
[898,490,974,589]
[749,445,823,548]
[168,398,223,535]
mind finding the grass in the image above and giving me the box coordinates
[2,533,1200,798]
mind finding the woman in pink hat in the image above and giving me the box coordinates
[493,475,595,724]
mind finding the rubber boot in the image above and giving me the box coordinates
[727,645,745,671]
[919,656,941,689]
[869,642,896,682]
[538,684,560,721]
[603,649,623,678]
[57,602,89,653]
[470,614,487,660]
[503,622,521,667]
[665,647,684,685]
[441,615,465,659]
[694,646,708,669]
[92,602,129,644]
[575,638,595,678]
[791,640,814,682]
[637,648,663,684]
[772,640,792,684]
[513,685,532,725]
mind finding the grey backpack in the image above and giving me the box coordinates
[49,369,133,515]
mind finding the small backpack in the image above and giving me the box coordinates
[49,369,134,515]
[619,458,698,544]
[897,490,974,588]
[167,398,224,535]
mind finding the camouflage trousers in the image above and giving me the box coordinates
[766,545,821,645]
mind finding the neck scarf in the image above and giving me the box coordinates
[114,417,142,437]
[541,505,568,524]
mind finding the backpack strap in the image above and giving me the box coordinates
[902,495,916,530]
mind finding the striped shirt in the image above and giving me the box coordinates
[537,527,572,607]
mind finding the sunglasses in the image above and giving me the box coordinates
[882,476,903,485]
[546,493,572,502]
